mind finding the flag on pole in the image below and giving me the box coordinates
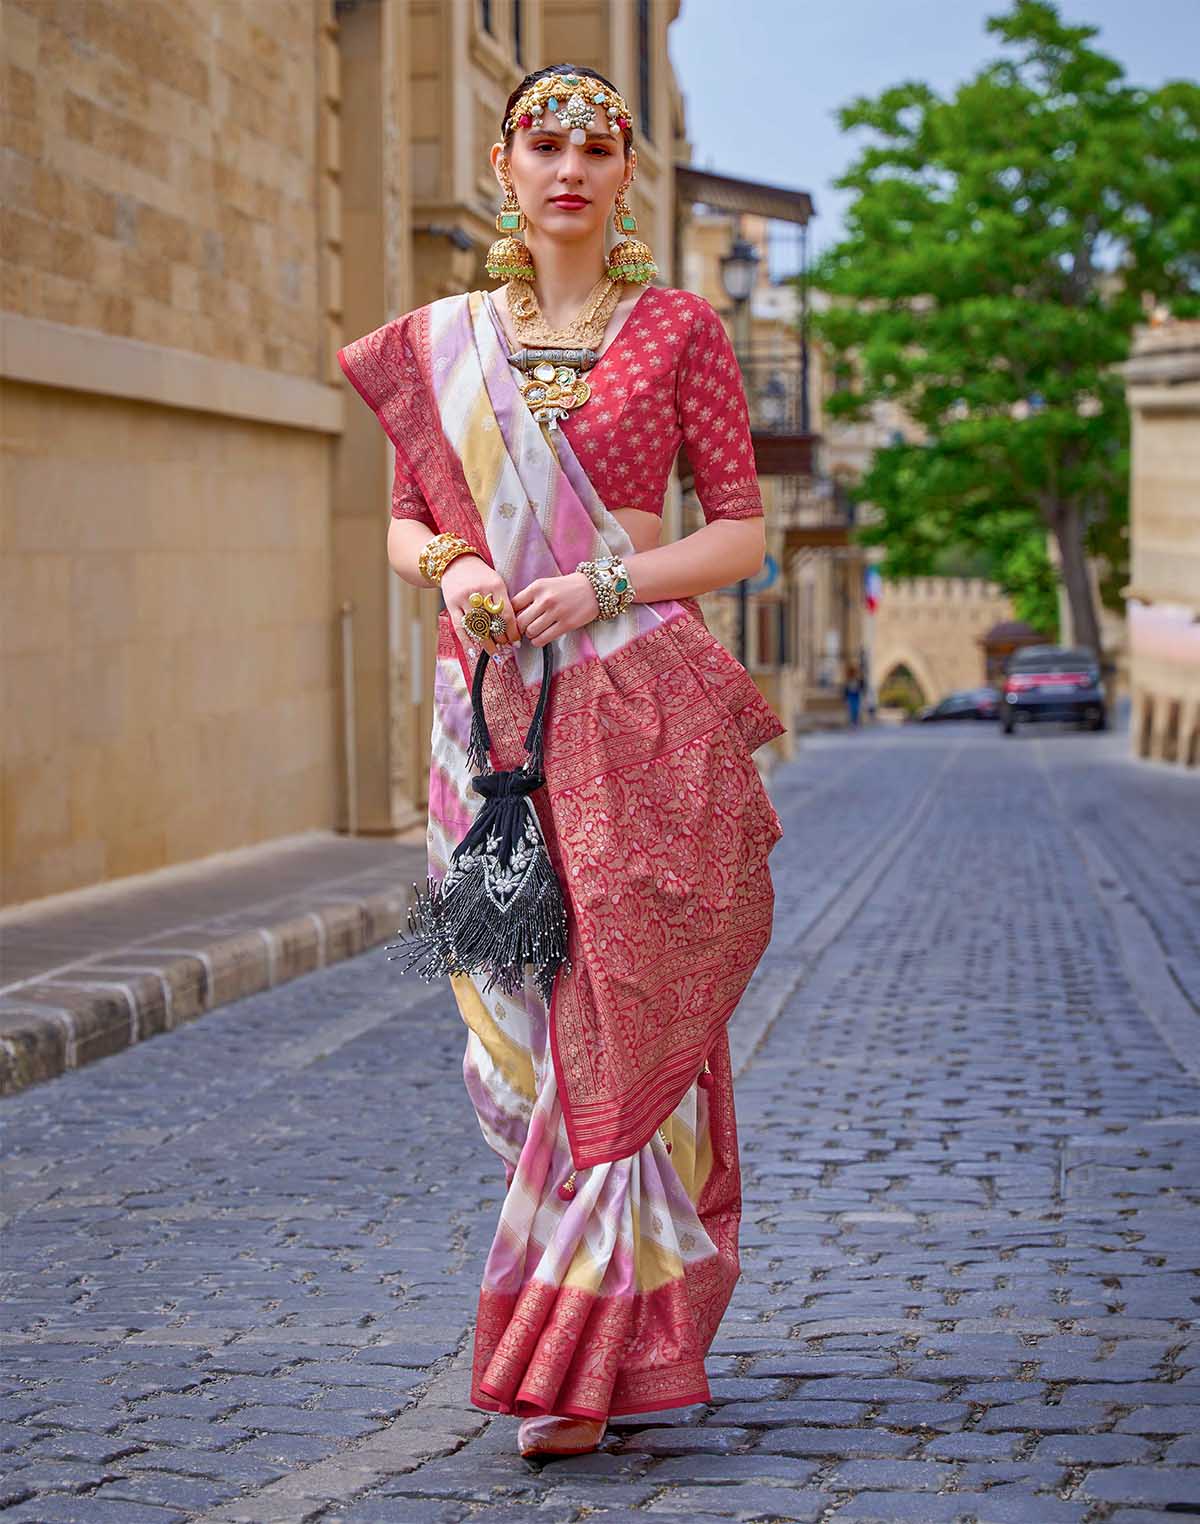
[864,566,883,614]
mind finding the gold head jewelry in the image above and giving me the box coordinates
[492,74,657,288]
[505,72,633,144]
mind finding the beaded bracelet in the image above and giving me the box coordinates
[418,531,481,586]
[576,554,636,619]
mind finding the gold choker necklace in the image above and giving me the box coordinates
[504,275,625,430]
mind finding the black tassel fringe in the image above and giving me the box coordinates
[388,642,569,1005]
[386,848,571,1006]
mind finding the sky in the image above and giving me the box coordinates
[668,0,1200,267]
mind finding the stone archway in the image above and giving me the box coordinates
[870,576,1017,705]
[877,649,939,710]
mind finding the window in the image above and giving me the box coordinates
[480,0,493,35]
[513,0,523,65]
[637,0,652,141]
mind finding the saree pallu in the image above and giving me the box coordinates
[338,289,785,1418]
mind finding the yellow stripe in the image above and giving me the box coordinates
[450,972,536,1101]
[564,1250,607,1293]
[631,1189,686,1291]
[457,292,509,525]
[460,387,502,514]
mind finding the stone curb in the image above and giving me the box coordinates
[0,742,787,1101]
[0,861,425,1099]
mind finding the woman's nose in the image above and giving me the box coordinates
[556,149,588,181]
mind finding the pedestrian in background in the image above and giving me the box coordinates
[338,64,784,1461]
[844,663,864,727]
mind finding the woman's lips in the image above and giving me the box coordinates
[551,197,588,209]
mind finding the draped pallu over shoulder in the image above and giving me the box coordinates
[338,290,785,1169]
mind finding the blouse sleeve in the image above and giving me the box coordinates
[675,297,764,523]
[391,440,436,529]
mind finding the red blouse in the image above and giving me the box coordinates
[390,286,764,527]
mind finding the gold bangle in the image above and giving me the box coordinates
[418,532,480,585]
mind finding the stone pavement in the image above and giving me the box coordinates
[0,831,427,1095]
[2,725,1198,1524]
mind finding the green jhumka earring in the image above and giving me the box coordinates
[485,163,535,283]
[604,181,657,285]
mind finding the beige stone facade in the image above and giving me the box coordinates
[1122,320,1200,768]
[1,0,688,906]
[674,210,794,742]
[872,578,1017,709]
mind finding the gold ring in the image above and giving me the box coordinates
[461,604,494,641]
[483,593,504,615]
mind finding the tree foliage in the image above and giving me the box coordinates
[811,0,1200,651]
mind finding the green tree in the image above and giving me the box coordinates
[812,0,1200,653]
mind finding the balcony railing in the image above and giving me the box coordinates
[739,350,819,477]
[737,351,810,435]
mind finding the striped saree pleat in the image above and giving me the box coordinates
[429,619,741,1418]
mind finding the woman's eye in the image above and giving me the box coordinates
[533,143,609,154]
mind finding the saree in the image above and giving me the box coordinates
[339,288,785,1417]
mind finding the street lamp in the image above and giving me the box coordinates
[719,236,761,305]
[720,234,762,666]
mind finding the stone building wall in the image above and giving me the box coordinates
[2,0,326,375]
[2,0,342,906]
[1122,320,1200,768]
[0,0,689,907]
[872,577,1016,705]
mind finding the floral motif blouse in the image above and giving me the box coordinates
[390,286,764,527]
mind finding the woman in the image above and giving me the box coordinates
[338,65,785,1461]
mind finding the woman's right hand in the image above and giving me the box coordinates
[439,554,522,656]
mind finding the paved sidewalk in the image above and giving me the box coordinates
[1,726,1198,1523]
[0,831,427,1095]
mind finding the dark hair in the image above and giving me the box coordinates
[500,64,632,157]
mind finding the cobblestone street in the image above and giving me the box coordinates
[2,726,1198,1524]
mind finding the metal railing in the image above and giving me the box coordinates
[736,350,811,436]
[773,475,857,529]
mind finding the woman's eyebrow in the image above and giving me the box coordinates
[529,127,614,142]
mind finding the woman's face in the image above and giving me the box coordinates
[496,109,632,241]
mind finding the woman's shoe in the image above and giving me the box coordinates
[517,1413,607,1459]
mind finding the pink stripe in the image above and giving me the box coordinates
[435,673,474,755]
[428,759,473,842]
[548,468,603,574]
[463,1053,527,1150]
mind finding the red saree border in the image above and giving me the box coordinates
[469,1028,742,1419]
[471,1280,715,1419]
[337,304,492,560]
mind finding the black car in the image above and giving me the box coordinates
[916,687,1000,723]
[1000,646,1106,733]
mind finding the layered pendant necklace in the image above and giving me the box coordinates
[503,273,624,431]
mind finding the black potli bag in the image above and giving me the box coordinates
[387,641,571,1005]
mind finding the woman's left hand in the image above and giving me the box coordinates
[511,572,600,647]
